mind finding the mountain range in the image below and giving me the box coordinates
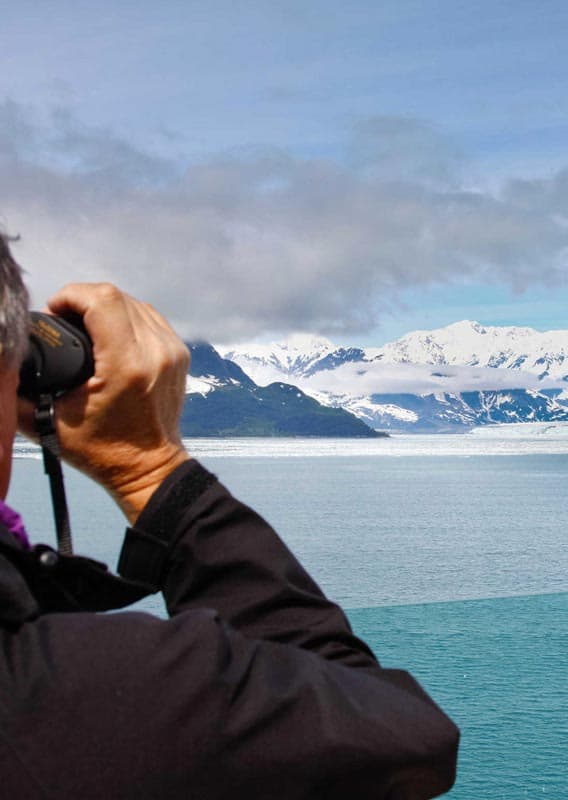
[222,321,568,382]
[218,321,568,433]
[181,343,382,437]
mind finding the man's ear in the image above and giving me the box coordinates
[0,364,23,498]
[17,395,36,442]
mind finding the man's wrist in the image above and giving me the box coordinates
[118,459,217,589]
[112,445,191,525]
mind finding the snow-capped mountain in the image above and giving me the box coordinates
[181,342,381,437]
[313,389,568,432]
[223,321,568,384]
[222,334,339,385]
[219,322,568,432]
[369,321,568,382]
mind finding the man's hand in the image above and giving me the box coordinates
[18,283,190,523]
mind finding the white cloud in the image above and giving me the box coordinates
[298,361,563,397]
[1,102,568,341]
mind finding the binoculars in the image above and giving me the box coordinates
[18,312,94,400]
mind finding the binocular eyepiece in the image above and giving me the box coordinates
[18,312,94,400]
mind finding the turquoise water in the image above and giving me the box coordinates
[349,594,567,799]
[9,440,568,797]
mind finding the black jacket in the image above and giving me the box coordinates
[0,460,459,799]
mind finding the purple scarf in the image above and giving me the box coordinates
[0,499,31,549]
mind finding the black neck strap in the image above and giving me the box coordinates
[34,393,73,557]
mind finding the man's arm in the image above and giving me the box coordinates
[115,459,459,799]
[119,459,377,665]
[16,283,459,798]
[10,587,456,799]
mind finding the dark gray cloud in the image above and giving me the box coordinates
[1,102,567,341]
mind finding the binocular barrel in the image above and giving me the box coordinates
[18,312,94,400]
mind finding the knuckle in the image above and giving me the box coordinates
[156,350,171,371]
[122,364,147,392]
[96,283,122,303]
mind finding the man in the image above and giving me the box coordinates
[0,233,459,798]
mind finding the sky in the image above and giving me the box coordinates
[1,0,567,346]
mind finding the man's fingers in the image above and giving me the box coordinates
[47,283,137,358]
[119,296,191,377]
[21,281,191,522]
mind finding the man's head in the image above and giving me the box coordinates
[0,234,29,497]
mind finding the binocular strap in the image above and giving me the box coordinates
[34,394,73,557]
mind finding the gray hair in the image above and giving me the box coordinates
[0,233,29,367]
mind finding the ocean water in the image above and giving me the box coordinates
[349,593,567,799]
[8,425,568,798]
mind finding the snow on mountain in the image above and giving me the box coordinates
[217,321,568,432]
[222,334,337,384]
[307,389,420,426]
[370,320,568,382]
[308,387,568,432]
[220,321,568,389]
[185,374,218,396]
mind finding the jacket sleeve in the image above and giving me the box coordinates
[114,459,459,798]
